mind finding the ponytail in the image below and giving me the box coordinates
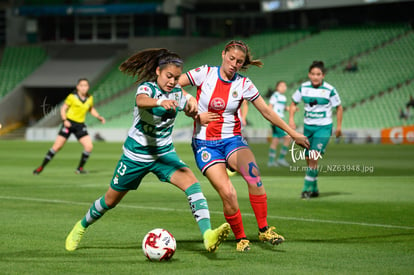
[119,48,183,83]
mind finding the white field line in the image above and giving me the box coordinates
[2,195,414,230]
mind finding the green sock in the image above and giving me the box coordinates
[81,196,111,228]
[268,148,276,163]
[278,145,288,160]
[185,183,211,235]
[303,168,318,192]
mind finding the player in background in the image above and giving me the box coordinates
[289,60,343,199]
[179,40,309,252]
[33,78,105,175]
[267,81,291,167]
[65,48,230,253]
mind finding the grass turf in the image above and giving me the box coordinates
[0,140,413,274]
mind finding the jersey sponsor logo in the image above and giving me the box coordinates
[305,111,326,118]
[210,97,226,111]
[201,150,211,162]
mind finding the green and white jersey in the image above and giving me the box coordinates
[292,80,341,126]
[269,91,287,118]
[123,81,187,162]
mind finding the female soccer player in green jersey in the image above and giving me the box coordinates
[289,61,343,199]
[267,81,291,167]
[65,48,230,253]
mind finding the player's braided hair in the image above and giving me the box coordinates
[119,48,183,83]
[224,40,263,71]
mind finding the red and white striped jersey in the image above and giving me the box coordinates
[186,65,259,140]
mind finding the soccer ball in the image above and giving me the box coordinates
[142,228,176,261]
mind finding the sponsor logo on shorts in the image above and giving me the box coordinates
[196,146,207,154]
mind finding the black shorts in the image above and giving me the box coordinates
[58,120,89,140]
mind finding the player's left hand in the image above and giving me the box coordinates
[197,112,220,126]
[335,128,342,138]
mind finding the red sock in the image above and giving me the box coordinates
[224,209,246,240]
[249,193,268,229]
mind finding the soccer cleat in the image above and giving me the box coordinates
[236,239,251,252]
[301,191,311,199]
[203,222,230,252]
[33,166,43,175]
[65,220,86,251]
[277,158,290,167]
[75,167,87,174]
[226,168,237,177]
[267,161,279,167]
[310,191,319,198]
[258,226,285,245]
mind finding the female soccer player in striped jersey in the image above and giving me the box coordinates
[33,78,105,175]
[267,81,291,167]
[289,60,343,199]
[65,48,230,253]
[179,40,309,252]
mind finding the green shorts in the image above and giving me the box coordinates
[304,124,332,156]
[271,125,287,138]
[109,151,188,191]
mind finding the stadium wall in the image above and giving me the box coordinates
[0,85,30,130]
[127,37,223,58]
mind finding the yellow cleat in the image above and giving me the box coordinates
[203,223,230,252]
[65,220,86,251]
[258,226,285,245]
[226,168,237,177]
[236,239,251,252]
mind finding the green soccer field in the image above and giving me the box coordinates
[1,140,413,274]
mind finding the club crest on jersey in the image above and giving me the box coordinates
[139,86,149,92]
[232,91,238,98]
[201,150,211,162]
[174,93,180,102]
[210,97,225,111]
